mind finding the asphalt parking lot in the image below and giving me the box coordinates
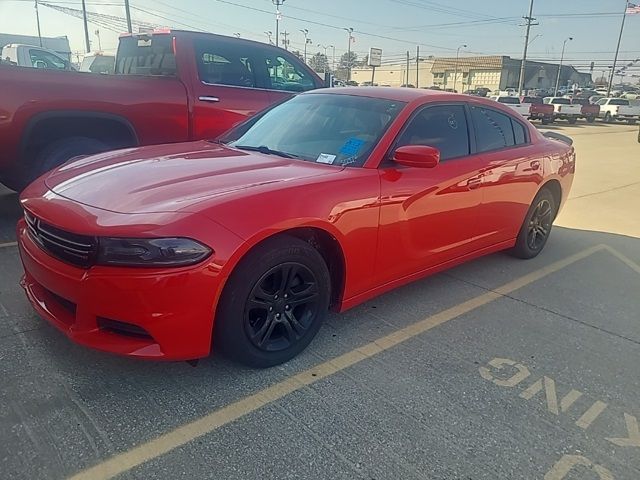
[1,122,639,480]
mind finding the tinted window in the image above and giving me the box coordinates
[497,97,520,104]
[265,54,315,92]
[512,119,527,145]
[29,49,69,70]
[396,105,470,161]
[609,99,629,106]
[471,106,515,152]
[116,35,176,76]
[195,40,258,88]
[522,96,542,104]
[551,98,571,105]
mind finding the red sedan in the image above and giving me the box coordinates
[17,88,575,367]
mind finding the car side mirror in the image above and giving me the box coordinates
[392,145,440,168]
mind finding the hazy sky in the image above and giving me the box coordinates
[1,0,638,74]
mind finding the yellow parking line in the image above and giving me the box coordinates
[0,241,18,249]
[603,245,640,276]
[68,244,606,480]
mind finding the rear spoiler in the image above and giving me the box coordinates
[542,131,573,146]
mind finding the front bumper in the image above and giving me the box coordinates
[18,219,223,360]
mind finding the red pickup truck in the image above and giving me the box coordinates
[520,96,554,124]
[0,30,324,191]
[570,98,600,123]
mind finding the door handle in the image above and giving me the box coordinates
[467,176,483,189]
[199,96,220,103]
[530,160,541,170]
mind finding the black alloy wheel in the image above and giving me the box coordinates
[526,198,553,252]
[215,235,331,368]
[245,262,320,352]
[510,188,556,259]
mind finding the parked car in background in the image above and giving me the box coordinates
[520,96,554,124]
[79,52,115,74]
[543,97,582,124]
[571,98,599,123]
[17,87,575,367]
[0,29,324,191]
[596,98,640,124]
[1,43,75,70]
[490,96,529,117]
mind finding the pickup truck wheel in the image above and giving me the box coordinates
[628,119,637,125]
[7,136,110,192]
[541,118,550,125]
[567,117,577,125]
[604,112,612,123]
[586,116,595,123]
[214,235,331,368]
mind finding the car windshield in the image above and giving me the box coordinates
[224,94,406,167]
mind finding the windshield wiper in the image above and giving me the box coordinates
[233,145,299,159]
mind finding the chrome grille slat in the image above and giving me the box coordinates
[24,211,96,268]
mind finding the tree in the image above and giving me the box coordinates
[308,53,329,74]
[335,51,358,81]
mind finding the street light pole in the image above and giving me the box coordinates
[554,37,572,95]
[124,0,133,34]
[300,29,310,63]
[453,44,467,93]
[318,44,330,73]
[343,27,354,81]
[34,0,43,47]
[331,45,336,72]
[273,0,285,48]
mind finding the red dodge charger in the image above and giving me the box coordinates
[17,88,575,367]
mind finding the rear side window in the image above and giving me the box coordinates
[470,106,516,152]
[497,97,519,105]
[609,99,629,106]
[396,104,470,161]
[552,98,571,105]
[512,119,527,145]
[195,40,259,88]
[116,35,176,76]
[264,54,316,92]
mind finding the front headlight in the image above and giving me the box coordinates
[96,237,212,267]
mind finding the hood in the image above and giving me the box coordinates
[45,141,340,214]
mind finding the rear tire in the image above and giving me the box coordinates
[586,116,595,123]
[628,119,637,125]
[214,235,331,368]
[604,112,612,123]
[568,117,577,124]
[541,118,550,125]
[509,188,557,260]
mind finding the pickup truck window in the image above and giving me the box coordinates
[265,55,316,92]
[521,97,542,104]
[497,97,520,104]
[116,35,176,76]
[551,98,571,105]
[29,49,69,70]
[609,99,629,106]
[195,40,258,88]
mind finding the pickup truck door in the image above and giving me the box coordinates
[189,38,276,140]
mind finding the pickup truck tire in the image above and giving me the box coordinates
[604,112,612,123]
[12,136,109,192]
[567,117,577,125]
[541,118,551,125]
[586,117,595,123]
[628,119,637,125]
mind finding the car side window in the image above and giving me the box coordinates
[30,49,68,70]
[195,40,258,88]
[512,119,527,145]
[265,54,315,92]
[470,106,516,152]
[395,104,470,161]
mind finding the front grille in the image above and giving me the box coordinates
[25,211,97,268]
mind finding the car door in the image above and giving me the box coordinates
[190,38,276,140]
[467,104,543,248]
[375,103,487,285]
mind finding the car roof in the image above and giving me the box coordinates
[306,87,466,102]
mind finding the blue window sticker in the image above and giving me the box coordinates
[339,138,365,156]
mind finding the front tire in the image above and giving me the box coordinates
[214,236,331,368]
[510,188,557,259]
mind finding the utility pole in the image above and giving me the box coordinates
[406,51,410,86]
[34,0,43,47]
[280,31,289,50]
[517,0,537,96]
[331,45,336,72]
[273,0,285,48]
[124,0,133,33]
[344,27,354,81]
[453,44,467,93]
[416,45,420,88]
[607,0,628,97]
[81,0,91,53]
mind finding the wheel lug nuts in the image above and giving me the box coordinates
[284,294,288,299]
[276,313,281,319]
[285,305,290,310]
[274,294,278,299]
[269,307,273,312]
